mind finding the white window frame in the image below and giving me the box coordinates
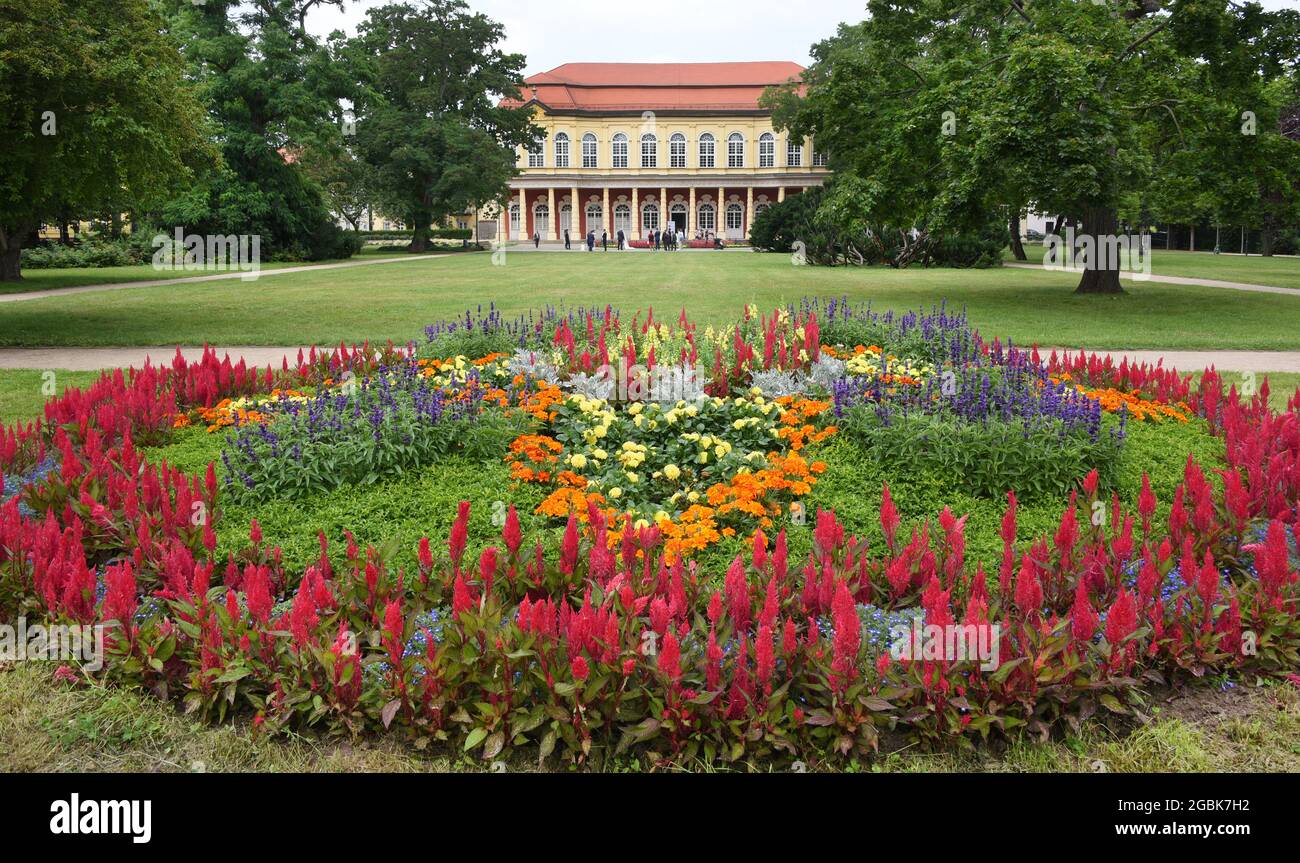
[527,137,544,168]
[554,133,570,168]
[725,202,744,231]
[698,133,715,169]
[611,133,628,169]
[642,202,660,231]
[585,203,603,230]
[727,132,745,168]
[614,203,631,234]
[758,133,775,168]
[669,133,686,168]
[697,202,715,232]
[582,133,598,168]
[533,202,550,236]
[641,133,657,169]
[787,138,803,167]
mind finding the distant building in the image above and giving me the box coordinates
[489,61,830,242]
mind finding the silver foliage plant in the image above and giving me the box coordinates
[507,348,558,382]
[749,355,846,397]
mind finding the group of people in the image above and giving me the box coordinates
[555,223,725,251]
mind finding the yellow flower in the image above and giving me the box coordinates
[608,487,623,499]
[569,453,587,469]
[592,448,607,460]
[628,402,643,415]
[664,463,681,481]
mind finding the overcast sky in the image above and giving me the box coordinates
[308,0,871,73]
[309,0,1299,76]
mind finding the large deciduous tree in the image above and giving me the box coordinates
[340,0,537,252]
[0,0,209,281]
[154,0,361,261]
[765,0,1300,293]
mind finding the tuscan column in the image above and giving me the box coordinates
[602,187,611,237]
[688,187,696,236]
[659,186,667,233]
[777,186,785,203]
[571,185,579,239]
[517,187,526,240]
[746,187,754,239]
[547,188,557,240]
[628,187,638,240]
[718,186,725,236]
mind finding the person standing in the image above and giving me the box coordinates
[587,230,595,252]
[601,228,608,251]
[533,229,540,249]
[564,228,570,250]
[617,228,625,250]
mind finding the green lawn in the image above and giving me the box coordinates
[0,369,103,425]
[1008,247,1300,290]
[0,242,473,294]
[3,251,1300,350]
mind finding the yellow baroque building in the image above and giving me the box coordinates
[491,61,830,243]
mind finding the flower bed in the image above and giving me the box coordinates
[1,303,1298,768]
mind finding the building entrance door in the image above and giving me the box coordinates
[670,211,686,233]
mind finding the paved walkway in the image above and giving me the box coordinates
[1005,262,1300,296]
[3,345,1298,374]
[0,253,452,304]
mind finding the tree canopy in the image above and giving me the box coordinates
[765,0,1300,292]
[338,0,537,252]
[0,0,210,280]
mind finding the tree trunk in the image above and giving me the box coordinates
[1074,205,1125,294]
[1009,209,1027,261]
[0,236,22,282]
[1261,227,1275,257]
[409,223,430,253]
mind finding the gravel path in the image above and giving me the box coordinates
[1004,262,1300,296]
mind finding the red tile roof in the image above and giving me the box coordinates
[503,62,804,114]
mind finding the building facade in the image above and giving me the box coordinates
[492,62,830,243]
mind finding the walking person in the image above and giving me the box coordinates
[564,228,570,250]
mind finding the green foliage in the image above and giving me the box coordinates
[0,0,210,280]
[419,329,520,360]
[153,0,361,262]
[838,409,1125,501]
[764,0,1300,288]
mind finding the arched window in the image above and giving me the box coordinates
[527,137,544,168]
[585,202,603,231]
[642,201,660,231]
[669,133,686,168]
[560,203,572,233]
[727,133,745,168]
[754,202,771,218]
[614,203,631,234]
[611,133,628,169]
[641,133,657,169]
[582,133,598,168]
[533,202,550,236]
[697,202,716,233]
[786,137,803,167]
[508,203,521,239]
[758,132,775,168]
[554,133,570,168]
[725,202,744,234]
[698,133,715,169]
